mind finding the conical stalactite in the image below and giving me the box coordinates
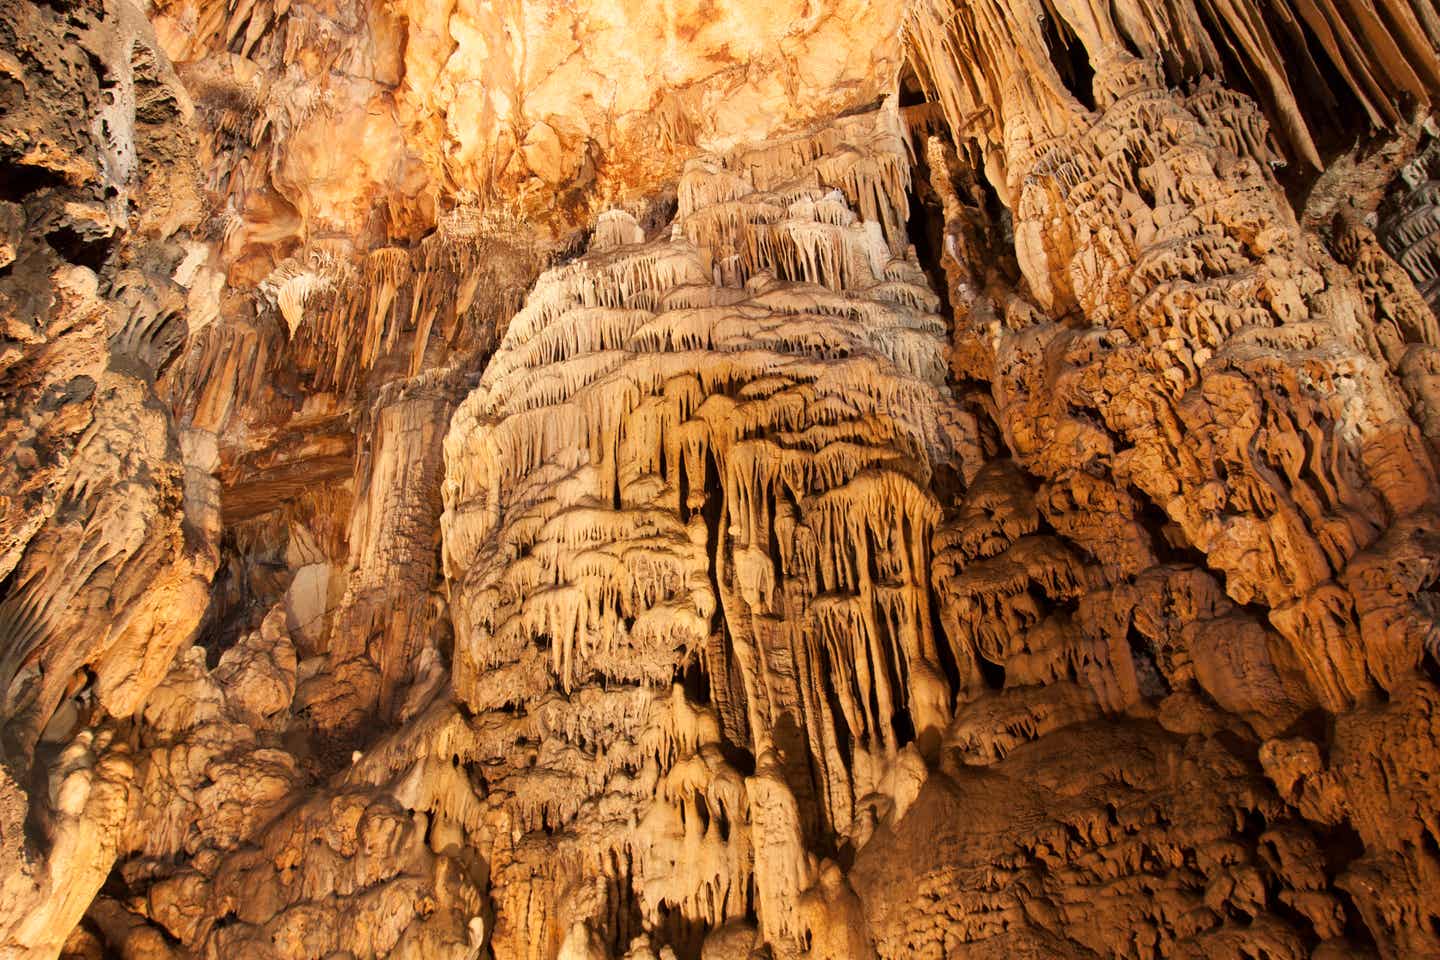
[903,0,1440,188]
[278,212,541,397]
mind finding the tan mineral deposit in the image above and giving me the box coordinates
[2,0,1440,956]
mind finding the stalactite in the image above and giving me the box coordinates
[9,0,1440,954]
[438,103,974,956]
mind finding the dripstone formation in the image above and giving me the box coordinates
[2,0,1440,957]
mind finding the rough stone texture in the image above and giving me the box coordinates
[0,0,217,952]
[3,0,1440,957]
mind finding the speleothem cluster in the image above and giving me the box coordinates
[3,0,1440,957]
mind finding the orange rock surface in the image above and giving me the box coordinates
[2,0,1440,957]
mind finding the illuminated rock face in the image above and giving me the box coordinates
[4,0,1440,957]
[439,108,965,957]
[140,0,908,252]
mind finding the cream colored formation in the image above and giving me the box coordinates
[438,105,964,955]
[4,0,1440,956]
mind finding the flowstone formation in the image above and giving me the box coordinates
[440,106,965,957]
[4,0,1440,956]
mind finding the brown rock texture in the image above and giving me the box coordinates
[3,0,1440,957]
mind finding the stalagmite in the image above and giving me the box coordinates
[427,107,974,956]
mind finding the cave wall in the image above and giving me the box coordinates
[2,0,1440,957]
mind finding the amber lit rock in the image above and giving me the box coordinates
[4,0,1440,955]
